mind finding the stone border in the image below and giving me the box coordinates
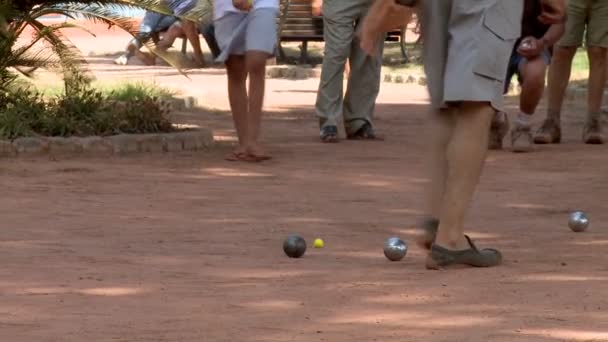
[266,65,321,80]
[382,73,427,86]
[268,66,607,108]
[267,65,606,104]
[265,65,430,88]
[265,65,428,84]
[168,96,198,111]
[0,129,214,158]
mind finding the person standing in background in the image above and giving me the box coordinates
[315,0,384,143]
[489,0,565,152]
[214,0,279,162]
[534,0,608,145]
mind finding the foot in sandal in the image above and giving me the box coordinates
[245,143,272,162]
[426,235,502,269]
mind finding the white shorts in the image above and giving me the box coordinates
[214,8,279,62]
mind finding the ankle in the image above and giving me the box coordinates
[515,112,532,128]
[587,112,601,122]
[546,110,561,123]
[434,234,469,250]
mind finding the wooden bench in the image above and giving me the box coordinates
[386,29,409,63]
[277,0,324,63]
[278,0,409,64]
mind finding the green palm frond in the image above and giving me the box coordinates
[26,18,88,69]
[1,0,216,92]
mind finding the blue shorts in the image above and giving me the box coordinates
[140,11,177,34]
[132,12,177,49]
[504,48,551,94]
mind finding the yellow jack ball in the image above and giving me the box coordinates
[313,238,324,248]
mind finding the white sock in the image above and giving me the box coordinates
[516,112,532,127]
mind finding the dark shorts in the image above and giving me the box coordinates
[503,48,551,94]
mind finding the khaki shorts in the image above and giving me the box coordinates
[558,0,608,48]
[421,0,523,111]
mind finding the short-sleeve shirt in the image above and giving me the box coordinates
[214,0,279,20]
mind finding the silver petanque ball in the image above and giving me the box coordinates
[283,235,307,258]
[569,211,589,232]
[519,37,534,50]
[384,237,408,261]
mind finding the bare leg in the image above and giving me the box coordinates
[434,102,494,250]
[426,108,456,219]
[534,46,577,144]
[546,46,577,120]
[416,107,455,248]
[135,25,184,65]
[244,50,271,159]
[582,46,607,144]
[181,20,206,68]
[520,57,548,115]
[511,57,547,152]
[587,46,607,116]
[225,55,248,154]
[156,24,182,50]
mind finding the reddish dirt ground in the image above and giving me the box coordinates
[3,22,608,342]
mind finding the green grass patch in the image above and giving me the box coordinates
[570,48,590,80]
[104,81,177,101]
[0,81,177,141]
[36,81,178,100]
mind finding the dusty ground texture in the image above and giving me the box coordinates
[2,22,608,342]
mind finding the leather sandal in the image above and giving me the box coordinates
[347,123,384,140]
[426,235,502,270]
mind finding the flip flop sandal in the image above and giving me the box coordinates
[426,235,502,269]
[347,123,384,140]
[225,151,256,162]
[416,217,439,250]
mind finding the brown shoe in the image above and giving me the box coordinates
[583,118,605,144]
[347,123,384,141]
[511,124,533,153]
[489,111,509,150]
[426,235,502,270]
[534,118,561,144]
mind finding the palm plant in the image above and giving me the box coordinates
[0,0,213,92]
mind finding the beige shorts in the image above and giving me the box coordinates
[558,0,608,48]
[421,0,523,111]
